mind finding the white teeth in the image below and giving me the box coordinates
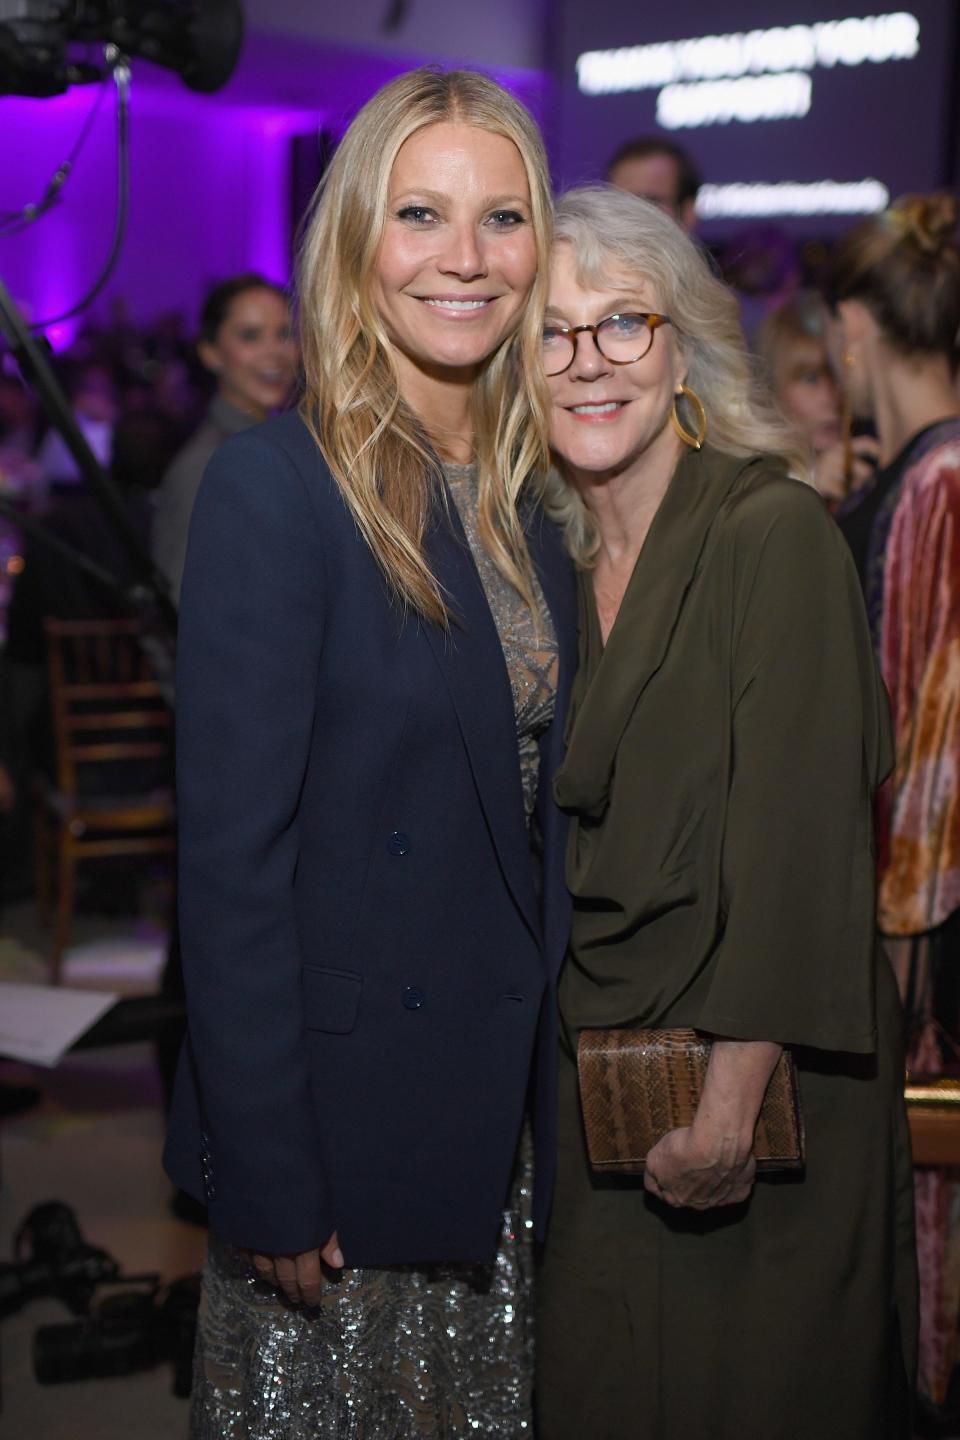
[423,299,488,310]
[570,402,623,414]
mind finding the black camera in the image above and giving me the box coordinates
[0,1202,200,1398]
[33,1274,200,1398]
[0,1201,121,1319]
[0,0,243,97]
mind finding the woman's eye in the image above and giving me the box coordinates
[606,315,645,337]
[238,328,263,343]
[487,210,525,229]
[396,206,436,225]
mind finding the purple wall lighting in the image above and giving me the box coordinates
[0,77,326,339]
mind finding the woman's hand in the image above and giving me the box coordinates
[644,1126,756,1209]
[249,1230,344,1305]
[644,1037,783,1210]
[813,435,879,501]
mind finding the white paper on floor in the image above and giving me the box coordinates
[0,982,119,1066]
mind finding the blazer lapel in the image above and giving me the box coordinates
[557,448,765,820]
[420,490,541,943]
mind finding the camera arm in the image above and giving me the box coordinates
[0,271,178,639]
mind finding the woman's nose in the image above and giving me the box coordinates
[567,331,612,380]
[437,223,487,280]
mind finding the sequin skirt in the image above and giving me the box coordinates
[189,1143,534,1439]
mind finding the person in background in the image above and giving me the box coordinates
[534,185,916,1440]
[2,404,177,902]
[0,371,43,507]
[717,224,805,344]
[150,275,297,604]
[0,371,40,456]
[35,360,118,491]
[756,292,879,501]
[606,136,701,231]
[824,193,960,1420]
[6,409,177,667]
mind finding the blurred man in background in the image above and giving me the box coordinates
[606,136,701,231]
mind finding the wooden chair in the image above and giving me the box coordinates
[906,1076,960,1166]
[34,618,176,984]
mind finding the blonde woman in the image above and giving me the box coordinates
[754,293,879,501]
[162,70,576,1437]
[534,187,917,1439]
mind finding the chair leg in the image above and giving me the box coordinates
[51,842,76,986]
[34,806,52,928]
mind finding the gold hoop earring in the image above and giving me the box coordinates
[670,384,707,450]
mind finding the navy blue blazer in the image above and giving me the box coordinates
[163,410,576,1266]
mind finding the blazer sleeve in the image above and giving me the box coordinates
[695,479,892,1054]
[176,429,333,1253]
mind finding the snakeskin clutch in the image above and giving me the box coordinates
[577,1027,805,1173]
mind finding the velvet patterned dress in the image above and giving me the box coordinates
[840,419,960,1404]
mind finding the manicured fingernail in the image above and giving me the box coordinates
[332,1247,344,1268]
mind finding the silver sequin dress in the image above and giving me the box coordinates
[189,464,559,1440]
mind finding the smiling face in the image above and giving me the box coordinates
[546,244,685,481]
[371,121,537,397]
[199,287,296,422]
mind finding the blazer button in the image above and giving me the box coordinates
[401,986,425,1010]
[387,831,411,856]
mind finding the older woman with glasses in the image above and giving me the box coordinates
[534,187,917,1440]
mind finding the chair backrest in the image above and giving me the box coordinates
[43,618,172,797]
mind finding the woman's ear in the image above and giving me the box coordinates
[198,340,222,376]
[836,298,874,355]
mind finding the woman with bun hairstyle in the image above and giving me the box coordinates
[825,193,960,1412]
[163,69,575,1437]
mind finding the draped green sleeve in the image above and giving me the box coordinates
[694,479,893,1053]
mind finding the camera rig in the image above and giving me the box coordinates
[0,0,242,96]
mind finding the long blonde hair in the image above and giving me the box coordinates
[297,68,553,624]
[544,186,809,566]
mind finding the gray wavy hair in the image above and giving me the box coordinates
[544,185,810,566]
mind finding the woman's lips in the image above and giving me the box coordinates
[563,401,628,422]
[417,296,496,320]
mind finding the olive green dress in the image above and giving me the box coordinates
[536,447,918,1440]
